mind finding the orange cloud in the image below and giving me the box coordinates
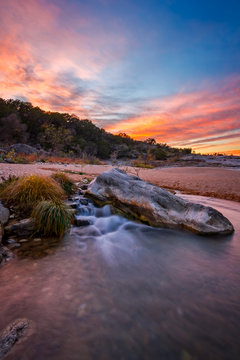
[0,0,239,155]
[106,79,240,154]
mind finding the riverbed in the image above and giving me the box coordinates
[0,195,240,360]
[0,163,240,201]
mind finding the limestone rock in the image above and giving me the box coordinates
[0,246,14,265]
[0,318,32,359]
[86,168,234,235]
[74,216,91,227]
[9,143,38,155]
[4,219,34,237]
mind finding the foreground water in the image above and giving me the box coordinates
[0,194,240,360]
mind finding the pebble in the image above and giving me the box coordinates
[7,238,16,244]
[33,238,41,242]
[69,202,78,209]
[8,243,21,249]
[80,198,88,205]
[19,239,28,243]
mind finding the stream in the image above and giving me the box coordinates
[0,194,240,360]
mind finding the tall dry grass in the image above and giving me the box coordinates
[0,174,65,214]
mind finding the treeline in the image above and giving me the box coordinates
[0,98,192,159]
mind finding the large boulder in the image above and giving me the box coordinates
[86,168,234,235]
[9,144,38,155]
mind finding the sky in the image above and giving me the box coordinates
[0,0,239,154]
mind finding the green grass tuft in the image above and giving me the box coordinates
[51,172,76,195]
[31,200,73,237]
[0,174,65,214]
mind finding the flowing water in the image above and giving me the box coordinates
[0,194,240,360]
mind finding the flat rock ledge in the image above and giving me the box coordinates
[86,168,234,235]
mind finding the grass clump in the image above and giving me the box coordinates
[51,172,76,195]
[0,174,65,214]
[31,201,73,237]
[0,175,19,194]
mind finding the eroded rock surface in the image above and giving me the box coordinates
[4,219,34,237]
[0,319,32,359]
[0,246,14,265]
[9,144,38,155]
[86,168,234,235]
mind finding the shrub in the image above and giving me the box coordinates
[31,200,73,237]
[154,147,167,160]
[0,175,64,213]
[51,172,76,195]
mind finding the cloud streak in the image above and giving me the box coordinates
[0,0,128,116]
[0,0,239,154]
[106,77,240,153]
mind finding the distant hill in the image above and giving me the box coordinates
[0,98,192,160]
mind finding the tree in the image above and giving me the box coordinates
[0,113,28,144]
[145,138,156,145]
[154,147,167,160]
[40,124,73,153]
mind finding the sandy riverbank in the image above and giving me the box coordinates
[0,163,239,202]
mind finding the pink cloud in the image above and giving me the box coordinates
[106,77,240,153]
[0,0,128,114]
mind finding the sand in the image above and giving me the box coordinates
[0,163,239,202]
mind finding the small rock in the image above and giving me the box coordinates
[81,184,88,190]
[69,202,78,209]
[9,214,15,219]
[4,219,34,237]
[80,198,88,206]
[0,202,10,225]
[8,243,21,249]
[69,208,77,215]
[0,246,14,265]
[0,318,33,358]
[19,239,29,243]
[74,217,91,227]
[6,238,16,244]
[33,238,41,242]
[72,196,80,201]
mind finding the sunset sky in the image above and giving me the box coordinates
[0,0,239,154]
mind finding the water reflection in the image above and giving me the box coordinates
[0,196,240,360]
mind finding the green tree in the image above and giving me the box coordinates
[0,113,28,144]
[40,124,73,153]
